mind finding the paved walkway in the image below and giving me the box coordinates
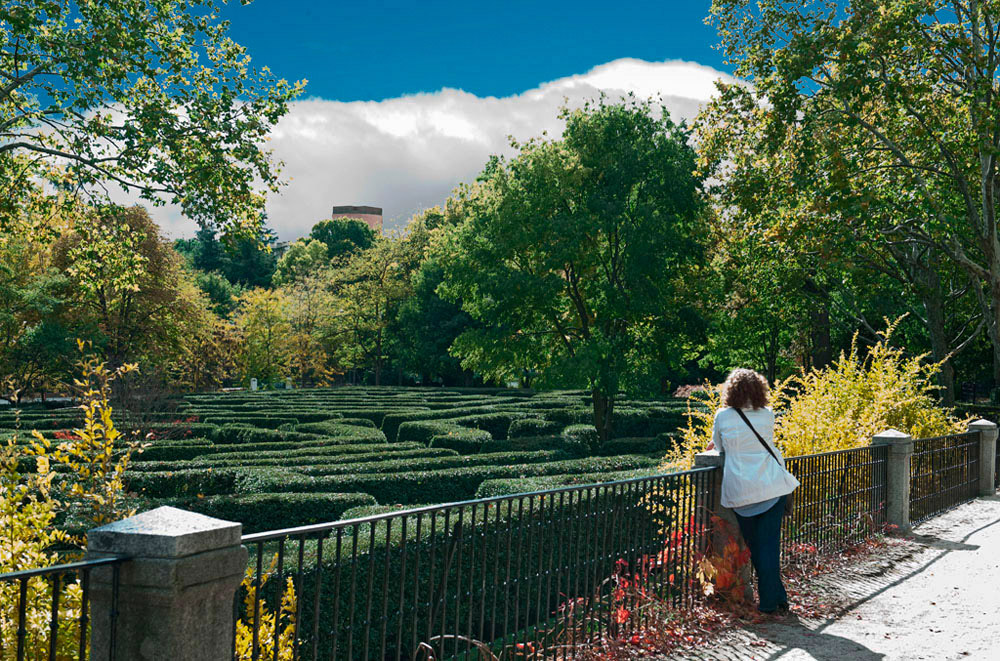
[670,494,1000,661]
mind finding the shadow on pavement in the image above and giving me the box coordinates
[755,615,885,660]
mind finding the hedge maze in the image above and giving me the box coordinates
[1,388,689,534]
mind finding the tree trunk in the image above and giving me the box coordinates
[374,329,383,386]
[810,305,832,369]
[592,389,615,443]
[922,283,956,405]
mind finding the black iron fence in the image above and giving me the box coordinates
[0,556,126,661]
[233,468,715,661]
[909,432,980,524]
[783,444,888,560]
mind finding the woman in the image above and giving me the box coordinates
[706,368,799,614]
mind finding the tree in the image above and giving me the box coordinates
[327,235,411,385]
[438,97,705,441]
[705,0,1000,385]
[310,218,377,261]
[273,238,329,286]
[282,273,336,386]
[51,205,193,368]
[391,259,476,385]
[0,0,303,239]
[234,288,290,387]
[192,271,243,318]
[0,226,78,400]
[223,228,279,289]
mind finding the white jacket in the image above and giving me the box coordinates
[711,406,800,509]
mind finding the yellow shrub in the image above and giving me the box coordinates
[661,318,964,471]
[234,555,298,661]
[1,343,141,659]
[772,321,963,456]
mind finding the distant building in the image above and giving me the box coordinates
[331,205,383,233]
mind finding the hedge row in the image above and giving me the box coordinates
[295,449,569,477]
[128,442,435,472]
[244,455,660,504]
[162,491,375,533]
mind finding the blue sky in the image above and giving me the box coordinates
[153,1,736,239]
[222,1,727,102]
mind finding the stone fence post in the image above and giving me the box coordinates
[871,429,913,534]
[86,506,247,661]
[694,450,753,603]
[969,419,998,496]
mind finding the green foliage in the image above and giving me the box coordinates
[0,0,303,237]
[274,239,330,286]
[234,288,291,386]
[53,206,199,368]
[508,417,562,438]
[702,0,999,389]
[561,423,599,454]
[193,271,244,318]
[309,218,376,260]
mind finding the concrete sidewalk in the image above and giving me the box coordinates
[669,495,1000,661]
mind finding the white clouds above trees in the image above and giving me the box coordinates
[153,58,739,240]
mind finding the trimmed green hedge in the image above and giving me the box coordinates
[295,449,569,477]
[211,424,321,444]
[508,417,562,438]
[597,436,669,456]
[164,491,375,533]
[427,427,494,453]
[244,455,659,504]
[475,467,661,497]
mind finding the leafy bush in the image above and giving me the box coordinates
[596,436,668,456]
[204,416,298,429]
[475,466,661,497]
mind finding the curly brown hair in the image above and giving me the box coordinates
[721,368,770,410]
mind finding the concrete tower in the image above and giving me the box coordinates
[331,205,383,233]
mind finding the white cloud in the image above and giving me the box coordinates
[154,58,740,240]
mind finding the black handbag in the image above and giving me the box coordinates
[732,408,796,516]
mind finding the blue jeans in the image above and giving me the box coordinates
[734,495,788,612]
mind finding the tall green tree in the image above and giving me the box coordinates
[438,98,705,440]
[273,238,329,285]
[705,0,1000,385]
[0,0,303,239]
[310,218,376,261]
[234,288,290,387]
[52,206,195,368]
[327,235,411,385]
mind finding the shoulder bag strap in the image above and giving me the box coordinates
[732,407,783,467]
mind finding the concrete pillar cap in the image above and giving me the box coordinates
[872,429,912,443]
[87,506,242,558]
[694,449,725,467]
[969,418,998,429]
